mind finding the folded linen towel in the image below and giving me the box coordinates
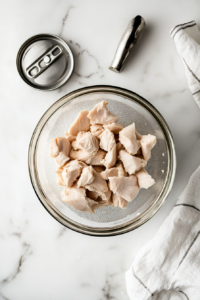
[170,20,200,107]
[126,21,200,300]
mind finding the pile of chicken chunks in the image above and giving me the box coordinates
[50,101,156,213]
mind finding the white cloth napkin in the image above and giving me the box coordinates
[170,20,200,107]
[126,21,200,300]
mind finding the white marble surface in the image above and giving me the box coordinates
[1,0,200,299]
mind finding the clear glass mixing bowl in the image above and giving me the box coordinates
[28,85,176,236]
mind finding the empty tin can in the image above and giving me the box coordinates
[16,34,74,91]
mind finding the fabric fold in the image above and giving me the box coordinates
[170,20,200,107]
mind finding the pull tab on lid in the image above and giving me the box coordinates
[16,34,74,91]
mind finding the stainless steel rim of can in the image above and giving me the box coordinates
[16,34,74,91]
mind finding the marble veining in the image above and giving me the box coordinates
[1,0,200,299]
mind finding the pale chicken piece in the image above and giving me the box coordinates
[79,161,88,169]
[93,166,105,173]
[54,137,71,167]
[109,176,139,202]
[102,144,117,169]
[90,150,107,165]
[112,193,128,209]
[70,149,93,163]
[96,196,112,207]
[99,129,116,152]
[61,184,94,213]
[88,101,119,125]
[85,170,108,196]
[101,167,119,180]
[103,122,124,134]
[119,123,140,155]
[75,131,99,154]
[50,138,59,157]
[140,134,157,161]
[92,130,104,138]
[116,161,127,177]
[90,124,104,138]
[71,140,80,150]
[136,131,142,140]
[62,160,82,187]
[77,166,95,187]
[98,188,112,201]
[116,142,124,156]
[86,190,99,200]
[65,132,76,142]
[90,124,103,133]
[55,152,70,167]
[86,198,101,212]
[119,150,146,175]
[56,167,65,186]
[68,110,90,136]
[136,168,155,189]
[70,149,106,165]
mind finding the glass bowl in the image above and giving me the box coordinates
[28,85,176,236]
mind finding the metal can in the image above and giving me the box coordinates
[16,34,74,91]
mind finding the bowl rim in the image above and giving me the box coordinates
[28,85,176,236]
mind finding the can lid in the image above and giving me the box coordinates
[16,34,74,91]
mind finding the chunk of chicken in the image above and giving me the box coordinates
[54,137,71,167]
[90,150,107,165]
[50,138,59,157]
[90,124,104,138]
[68,110,90,136]
[119,123,140,155]
[78,161,88,168]
[62,160,82,187]
[96,196,112,207]
[116,161,127,177]
[61,184,95,213]
[87,198,101,211]
[87,101,119,125]
[74,131,99,154]
[70,149,92,164]
[116,142,124,156]
[99,129,116,152]
[65,132,76,142]
[56,167,65,186]
[119,150,146,175]
[109,176,139,202]
[90,124,103,133]
[140,134,157,161]
[92,130,104,138]
[103,123,124,134]
[85,170,108,197]
[77,166,95,187]
[136,168,155,189]
[70,149,106,165]
[101,167,119,180]
[71,140,79,150]
[98,189,112,201]
[112,194,128,209]
[102,144,117,169]
[136,131,142,140]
